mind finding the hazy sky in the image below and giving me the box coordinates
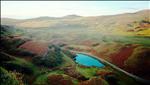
[1,1,150,19]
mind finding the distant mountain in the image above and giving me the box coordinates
[1,9,150,35]
[62,14,81,18]
[25,16,57,21]
[1,18,21,26]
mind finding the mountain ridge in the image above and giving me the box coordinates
[1,9,150,35]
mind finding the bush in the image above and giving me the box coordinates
[141,20,150,24]
[11,48,35,57]
[0,52,14,62]
[0,67,19,85]
[1,56,34,75]
[1,25,14,36]
[0,37,25,53]
[32,56,43,65]
[1,63,33,75]
[41,45,63,67]
[33,45,63,68]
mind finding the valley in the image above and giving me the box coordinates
[1,9,150,85]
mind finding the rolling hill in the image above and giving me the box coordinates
[1,9,150,85]
[1,9,150,36]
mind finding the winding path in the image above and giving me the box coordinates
[77,52,150,85]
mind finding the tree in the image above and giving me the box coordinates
[42,45,63,67]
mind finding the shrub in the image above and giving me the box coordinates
[11,48,35,57]
[47,74,73,85]
[78,77,103,85]
[0,52,14,62]
[41,45,63,67]
[1,25,13,36]
[0,37,25,54]
[32,56,43,65]
[2,63,33,75]
[33,45,63,68]
[141,20,150,24]
[0,67,19,85]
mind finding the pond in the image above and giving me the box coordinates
[75,53,105,68]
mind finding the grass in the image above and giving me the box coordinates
[57,52,75,67]
[105,35,150,46]
[7,57,39,75]
[18,26,150,47]
[33,70,70,85]
[135,28,150,36]
[33,73,48,85]
[0,67,20,85]
[76,65,100,78]
[2,24,149,85]
[1,48,144,85]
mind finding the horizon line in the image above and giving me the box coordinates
[1,9,149,20]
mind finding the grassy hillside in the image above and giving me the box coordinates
[0,25,144,85]
[1,10,150,36]
[1,9,150,85]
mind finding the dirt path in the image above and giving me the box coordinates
[76,52,150,85]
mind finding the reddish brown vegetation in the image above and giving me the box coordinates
[90,49,99,57]
[79,77,103,85]
[62,66,87,81]
[96,71,114,79]
[80,40,99,47]
[66,46,92,52]
[110,45,136,68]
[47,74,74,85]
[139,22,150,29]
[23,56,33,61]
[124,47,150,79]
[19,41,48,55]
[11,71,24,85]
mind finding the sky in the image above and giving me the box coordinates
[1,1,150,19]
